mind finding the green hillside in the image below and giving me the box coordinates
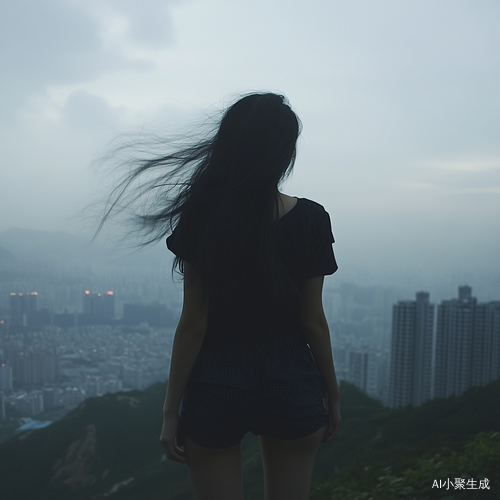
[311,431,500,499]
[0,380,499,500]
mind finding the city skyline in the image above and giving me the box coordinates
[389,286,500,408]
[2,280,499,421]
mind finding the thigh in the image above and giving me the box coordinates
[259,425,327,500]
[181,382,255,448]
[184,436,244,500]
[182,340,258,448]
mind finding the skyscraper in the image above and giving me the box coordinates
[102,291,115,320]
[434,286,475,399]
[82,290,115,321]
[471,300,500,387]
[388,292,434,408]
[0,364,13,391]
[9,292,38,326]
[434,286,500,398]
[0,392,5,420]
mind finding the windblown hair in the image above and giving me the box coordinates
[98,92,302,300]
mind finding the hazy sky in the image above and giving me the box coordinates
[1,0,499,289]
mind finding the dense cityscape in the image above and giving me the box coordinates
[1,264,499,442]
[0,289,177,433]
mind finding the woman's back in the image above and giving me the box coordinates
[167,197,338,343]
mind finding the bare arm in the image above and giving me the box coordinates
[300,275,341,442]
[160,262,208,462]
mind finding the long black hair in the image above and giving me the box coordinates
[98,92,302,301]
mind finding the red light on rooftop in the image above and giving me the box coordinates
[107,291,114,295]
[85,290,91,295]
[0,320,4,324]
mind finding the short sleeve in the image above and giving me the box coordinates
[304,209,338,279]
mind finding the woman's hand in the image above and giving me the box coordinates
[159,413,187,464]
[323,395,341,443]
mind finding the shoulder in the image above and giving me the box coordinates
[297,198,335,243]
[300,198,329,213]
[292,199,337,278]
[296,198,332,225]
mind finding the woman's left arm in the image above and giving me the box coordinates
[160,262,208,463]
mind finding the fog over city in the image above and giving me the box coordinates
[1,7,500,493]
[1,0,499,297]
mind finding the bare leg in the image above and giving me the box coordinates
[184,436,244,500]
[259,425,327,500]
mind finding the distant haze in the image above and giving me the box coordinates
[1,1,499,292]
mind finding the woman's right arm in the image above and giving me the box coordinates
[300,275,341,442]
[160,262,208,463]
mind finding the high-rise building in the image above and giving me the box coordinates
[347,350,369,392]
[0,392,5,420]
[10,350,59,387]
[471,301,500,387]
[434,286,500,398]
[0,363,13,391]
[434,286,475,399]
[102,291,115,320]
[123,302,172,327]
[14,352,32,385]
[82,290,115,321]
[388,292,434,408]
[9,292,38,326]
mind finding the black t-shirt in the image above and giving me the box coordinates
[167,198,337,343]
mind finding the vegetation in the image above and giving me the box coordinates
[0,380,498,499]
[311,431,499,500]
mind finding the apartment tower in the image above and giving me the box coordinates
[388,292,434,408]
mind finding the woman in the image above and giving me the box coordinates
[104,92,340,500]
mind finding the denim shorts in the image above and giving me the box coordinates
[180,333,329,448]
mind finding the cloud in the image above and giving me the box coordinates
[103,0,179,48]
[0,0,179,119]
[62,89,125,131]
[416,158,500,173]
[399,157,500,193]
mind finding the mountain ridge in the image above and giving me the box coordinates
[0,245,15,260]
[0,227,171,268]
[0,380,499,499]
